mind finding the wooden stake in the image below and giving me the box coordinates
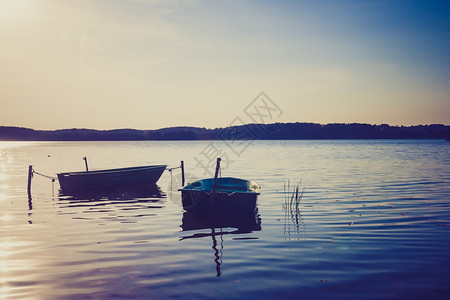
[27,165,33,196]
[210,158,221,207]
[83,157,89,171]
[181,160,185,186]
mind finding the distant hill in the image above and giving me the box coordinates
[1,123,449,141]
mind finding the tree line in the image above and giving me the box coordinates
[1,123,449,141]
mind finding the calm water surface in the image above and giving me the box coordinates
[1,140,449,299]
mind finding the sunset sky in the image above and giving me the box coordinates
[1,0,449,130]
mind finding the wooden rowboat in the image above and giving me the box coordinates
[57,165,167,193]
[179,177,260,213]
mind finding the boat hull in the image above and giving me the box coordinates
[180,177,260,213]
[57,165,166,193]
[181,190,258,213]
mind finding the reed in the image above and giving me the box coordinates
[283,180,305,237]
[284,180,304,212]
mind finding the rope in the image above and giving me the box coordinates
[32,169,57,182]
[166,166,181,172]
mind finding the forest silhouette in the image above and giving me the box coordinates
[1,123,449,141]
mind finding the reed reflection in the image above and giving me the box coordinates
[180,210,261,277]
[283,181,305,238]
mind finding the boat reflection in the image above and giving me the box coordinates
[180,209,261,277]
[58,184,165,204]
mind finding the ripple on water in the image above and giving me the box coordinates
[1,140,450,299]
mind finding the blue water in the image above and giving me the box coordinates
[1,140,449,299]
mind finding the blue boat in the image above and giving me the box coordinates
[179,177,260,213]
[57,165,167,193]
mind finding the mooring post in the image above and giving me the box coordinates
[181,160,185,186]
[210,158,221,207]
[27,165,33,196]
[83,157,89,171]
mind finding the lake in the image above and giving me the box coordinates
[1,140,449,299]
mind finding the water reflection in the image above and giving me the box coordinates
[28,193,33,211]
[180,210,261,277]
[58,184,164,204]
[56,184,167,223]
[283,198,305,239]
[283,182,305,239]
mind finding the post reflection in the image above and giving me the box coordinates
[28,193,33,211]
[211,228,223,277]
[180,209,261,277]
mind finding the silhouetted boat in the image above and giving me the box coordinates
[57,165,167,193]
[179,177,260,213]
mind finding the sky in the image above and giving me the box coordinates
[1,0,449,130]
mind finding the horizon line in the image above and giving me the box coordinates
[2,121,450,132]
